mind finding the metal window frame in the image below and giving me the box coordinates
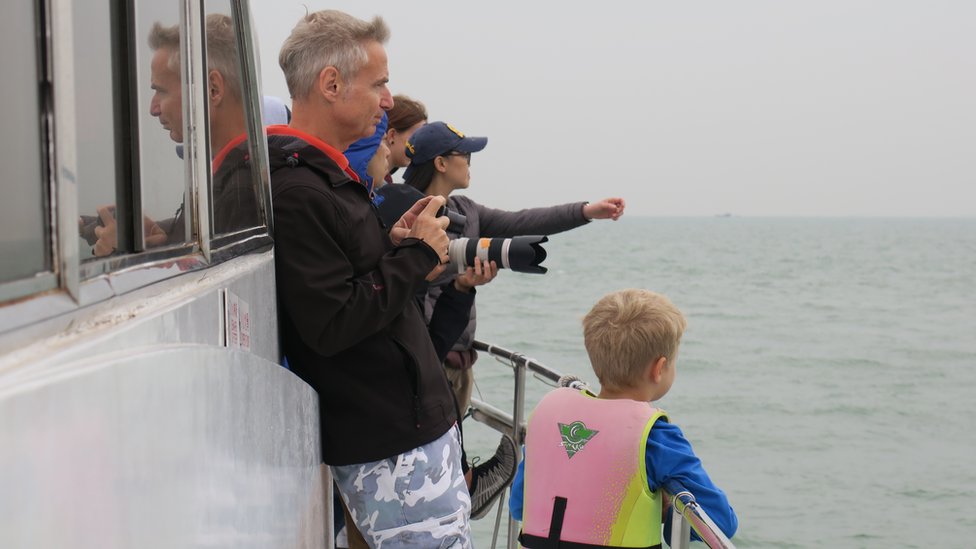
[3,0,274,327]
[48,0,80,301]
[232,0,274,238]
[81,0,274,281]
[182,0,213,262]
[0,0,79,306]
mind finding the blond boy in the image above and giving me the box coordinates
[510,289,737,547]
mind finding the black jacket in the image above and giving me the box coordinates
[268,128,457,465]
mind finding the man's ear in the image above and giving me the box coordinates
[650,356,668,383]
[317,66,341,102]
[208,70,224,106]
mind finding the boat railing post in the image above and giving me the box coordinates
[508,354,527,549]
[670,499,691,549]
[665,479,736,549]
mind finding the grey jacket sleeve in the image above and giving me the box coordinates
[455,196,590,238]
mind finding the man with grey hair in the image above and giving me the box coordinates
[87,14,268,255]
[149,14,262,237]
[267,10,472,548]
[148,14,245,149]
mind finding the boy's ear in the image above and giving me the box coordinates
[649,356,668,383]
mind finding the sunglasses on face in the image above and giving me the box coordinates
[441,151,471,165]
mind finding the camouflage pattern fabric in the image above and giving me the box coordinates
[332,425,472,548]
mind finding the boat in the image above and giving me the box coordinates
[0,1,733,547]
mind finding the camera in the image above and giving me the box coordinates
[78,205,116,246]
[372,184,550,274]
[447,236,549,274]
[374,184,468,231]
[440,208,467,234]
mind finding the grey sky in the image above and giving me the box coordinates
[252,1,975,217]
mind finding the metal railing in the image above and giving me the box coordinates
[469,340,736,549]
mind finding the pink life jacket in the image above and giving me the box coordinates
[520,388,668,549]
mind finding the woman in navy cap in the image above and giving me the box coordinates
[402,120,626,520]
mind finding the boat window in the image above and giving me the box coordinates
[205,2,264,237]
[0,1,52,287]
[135,3,192,253]
[75,0,122,262]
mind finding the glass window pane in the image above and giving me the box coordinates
[206,2,262,236]
[74,0,120,261]
[0,1,50,282]
[135,2,190,251]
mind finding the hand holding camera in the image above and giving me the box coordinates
[454,257,498,292]
[397,196,450,272]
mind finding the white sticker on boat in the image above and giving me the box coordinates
[239,299,251,352]
[227,291,240,348]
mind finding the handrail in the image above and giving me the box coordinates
[472,340,561,388]
[665,480,737,549]
[469,339,736,549]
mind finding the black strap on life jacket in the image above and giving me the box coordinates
[518,496,661,549]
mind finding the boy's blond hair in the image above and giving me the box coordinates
[583,289,687,391]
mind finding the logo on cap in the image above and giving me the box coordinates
[446,123,465,138]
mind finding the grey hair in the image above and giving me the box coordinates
[148,14,241,99]
[148,22,180,69]
[278,10,389,100]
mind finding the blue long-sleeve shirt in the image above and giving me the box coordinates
[509,418,738,542]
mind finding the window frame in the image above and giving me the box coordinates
[0,0,68,304]
[2,0,274,331]
[80,0,273,277]
[205,0,274,259]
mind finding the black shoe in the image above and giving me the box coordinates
[469,434,518,520]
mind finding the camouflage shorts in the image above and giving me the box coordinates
[332,425,472,549]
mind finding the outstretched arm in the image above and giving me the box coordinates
[468,195,625,238]
[469,198,589,237]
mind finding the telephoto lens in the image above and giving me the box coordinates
[448,236,549,274]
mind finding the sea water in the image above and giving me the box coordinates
[463,217,976,548]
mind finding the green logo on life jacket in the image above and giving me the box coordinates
[558,421,599,459]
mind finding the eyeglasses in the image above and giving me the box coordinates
[441,151,471,165]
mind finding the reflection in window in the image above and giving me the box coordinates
[205,5,262,236]
[74,0,119,261]
[138,3,189,251]
[0,1,50,282]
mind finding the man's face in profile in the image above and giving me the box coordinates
[149,48,183,143]
[338,41,393,143]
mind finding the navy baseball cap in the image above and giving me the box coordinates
[405,121,487,166]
